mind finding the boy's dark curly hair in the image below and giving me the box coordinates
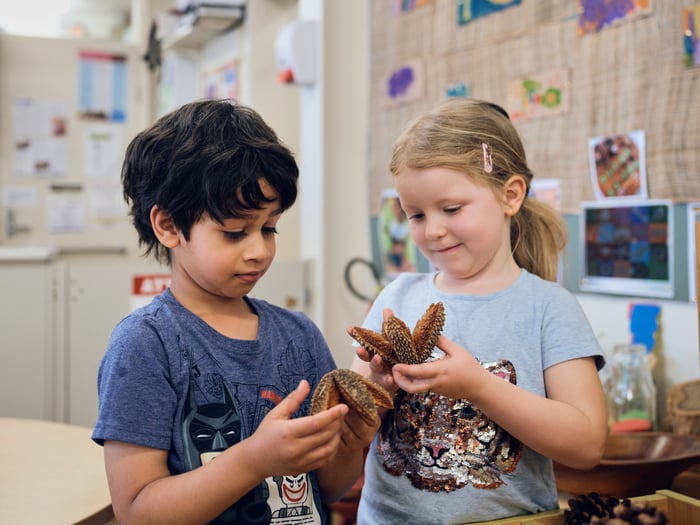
[122,99,299,265]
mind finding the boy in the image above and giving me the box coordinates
[92,99,377,524]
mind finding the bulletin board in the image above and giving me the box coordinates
[368,1,700,216]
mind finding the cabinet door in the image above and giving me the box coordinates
[0,260,58,420]
[67,259,165,427]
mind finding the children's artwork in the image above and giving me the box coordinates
[385,61,424,106]
[203,60,239,101]
[683,5,700,68]
[577,0,652,36]
[378,189,416,282]
[588,130,647,200]
[457,0,521,26]
[445,82,470,98]
[393,0,433,14]
[506,68,570,121]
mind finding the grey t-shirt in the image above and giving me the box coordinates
[357,270,604,525]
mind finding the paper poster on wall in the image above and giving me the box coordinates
[683,5,700,67]
[203,60,239,101]
[86,180,129,227]
[506,69,570,121]
[78,50,128,122]
[588,130,647,200]
[12,97,69,177]
[377,188,417,282]
[577,0,652,36]
[457,0,521,25]
[83,125,123,179]
[385,60,424,106]
[47,192,86,234]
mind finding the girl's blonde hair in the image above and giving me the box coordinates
[390,98,566,282]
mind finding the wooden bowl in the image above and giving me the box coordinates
[553,432,700,498]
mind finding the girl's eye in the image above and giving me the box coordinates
[408,213,424,221]
[445,206,461,215]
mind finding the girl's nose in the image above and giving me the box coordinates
[424,217,445,240]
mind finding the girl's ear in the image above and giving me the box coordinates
[503,175,527,216]
[150,205,180,248]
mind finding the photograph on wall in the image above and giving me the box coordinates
[377,188,417,282]
[457,0,521,25]
[588,130,647,201]
[577,0,653,36]
[683,5,700,68]
[506,68,570,121]
[384,60,425,106]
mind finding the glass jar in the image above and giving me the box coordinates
[606,343,657,432]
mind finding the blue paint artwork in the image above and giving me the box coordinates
[388,66,415,99]
[628,303,661,353]
[458,0,521,26]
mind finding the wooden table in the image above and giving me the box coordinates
[0,417,114,525]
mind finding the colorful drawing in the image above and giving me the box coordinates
[588,130,647,200]
[683,5,700,67]
[385,60,424,106]
[506,68,570,121]
[577,0,652,36]
[393,0,433,14]
[378,189,417,282]
[457,0,521,26]
[445,82,470,98]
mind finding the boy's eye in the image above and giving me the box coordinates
[262,226,279,236]
[224,231,245,240]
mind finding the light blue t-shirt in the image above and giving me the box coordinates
[357,270,604,525]
[93,289,336,525]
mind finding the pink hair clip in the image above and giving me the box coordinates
[482,143,493,173]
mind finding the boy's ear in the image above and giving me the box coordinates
[503,175,527,216]
[150,205,180,248]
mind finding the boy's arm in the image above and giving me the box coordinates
[105,380,348,525]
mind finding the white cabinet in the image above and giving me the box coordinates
[0,248,61,420]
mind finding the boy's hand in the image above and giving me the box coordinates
[247,380,347,479]
[338,406,381,454]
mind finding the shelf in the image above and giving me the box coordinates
[161,3,246,51]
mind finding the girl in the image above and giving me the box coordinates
[352,98,607,524]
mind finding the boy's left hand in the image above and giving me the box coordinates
[338,407,381,453]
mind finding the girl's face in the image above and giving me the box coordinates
[170,179,282,305]
[395,167,515,287]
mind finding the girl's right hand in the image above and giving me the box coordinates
[348,307,398,393]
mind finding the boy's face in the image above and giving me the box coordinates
[170,179,283,302]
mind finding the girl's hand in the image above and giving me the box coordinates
[348,307,398,393]
[392,335,490,399]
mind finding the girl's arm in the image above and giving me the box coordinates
[105,381,348,525]
[392,336,608,470]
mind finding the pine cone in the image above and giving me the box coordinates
[564,493,669,525]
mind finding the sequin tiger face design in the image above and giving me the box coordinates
[377,360,522,492]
